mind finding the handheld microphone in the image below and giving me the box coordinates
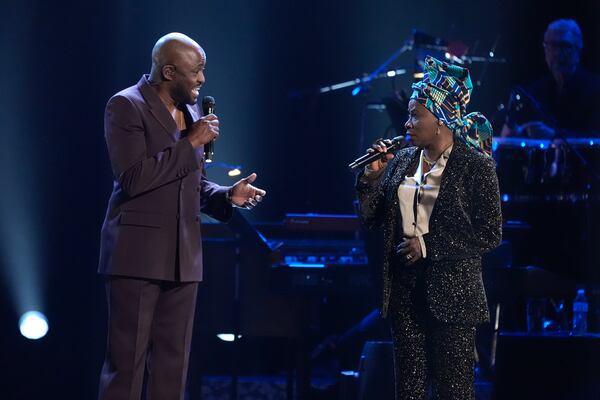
[348,136,407,170]
[201,96,216,162]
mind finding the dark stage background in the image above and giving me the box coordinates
[0,0,598,398]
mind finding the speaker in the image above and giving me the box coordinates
[494,332,600,400]
[356,341,395,400]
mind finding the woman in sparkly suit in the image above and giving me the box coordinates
[356,56,502,400]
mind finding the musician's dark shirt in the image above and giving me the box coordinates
[508,68,600,137]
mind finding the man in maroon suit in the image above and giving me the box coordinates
[97,32,266,400]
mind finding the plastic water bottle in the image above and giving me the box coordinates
[572,289,588,334]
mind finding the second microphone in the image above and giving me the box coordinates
[348,136,407,170]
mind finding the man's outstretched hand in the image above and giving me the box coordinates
[229,173,267,210]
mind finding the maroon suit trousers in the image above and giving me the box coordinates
[98,276,198,400]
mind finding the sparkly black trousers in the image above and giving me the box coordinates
[388,261,476,400]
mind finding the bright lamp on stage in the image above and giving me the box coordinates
[227,168,241,177]
[205,161,242,177]
[217,333,242,342]
[19,311,48,340]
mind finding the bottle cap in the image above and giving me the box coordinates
[577,288,585,295]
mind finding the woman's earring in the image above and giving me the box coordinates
[436,120,443,135]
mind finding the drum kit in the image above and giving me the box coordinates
[494,136,600,204]
[495,84,600,205]
[490,96,600,283]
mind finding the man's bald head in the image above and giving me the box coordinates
[149,33,207,105]
[151,33,205,72]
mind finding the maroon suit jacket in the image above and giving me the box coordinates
[98,75,232,282]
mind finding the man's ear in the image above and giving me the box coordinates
[162,65,176,81]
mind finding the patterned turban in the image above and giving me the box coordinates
[410,56,493,156]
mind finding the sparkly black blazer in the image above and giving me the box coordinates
[356,139,502,323]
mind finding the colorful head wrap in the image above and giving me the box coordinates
[410,56,493,156]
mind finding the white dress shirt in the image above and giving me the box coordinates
[363,144,453,258]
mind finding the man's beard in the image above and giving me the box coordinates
[173,82,195,105]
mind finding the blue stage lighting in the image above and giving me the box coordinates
[19,311,48,340]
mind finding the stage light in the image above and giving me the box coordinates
[0,158,44,330]
[217,333,242,342]
[206,161,242,178]
[19,311,48,340]
[228,168,241,177]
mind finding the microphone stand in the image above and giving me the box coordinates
[288,34,413,99]
[287,66,409,99]
[349,36,413,158]
[318,67,408,95]
[472,34,503,87]
[350,39,414,97]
